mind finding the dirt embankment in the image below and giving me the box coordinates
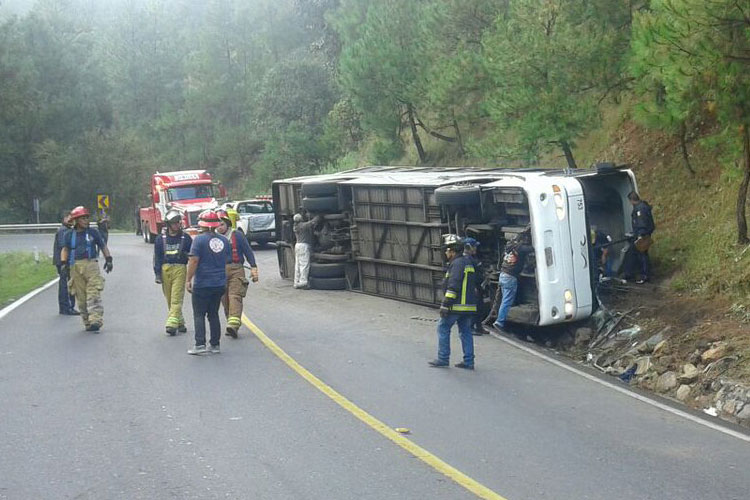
[552,117,750,426]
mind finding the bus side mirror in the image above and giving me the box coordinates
[218,183,227,199]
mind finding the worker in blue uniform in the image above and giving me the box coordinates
[428,234,478,370]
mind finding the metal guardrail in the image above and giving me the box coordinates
[0,223,60,232]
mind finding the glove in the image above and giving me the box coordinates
[155,275,162,284]
[104,256,113,273]
[439,306,450,318]
[250,267,259,283]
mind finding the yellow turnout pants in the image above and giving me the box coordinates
[69,259,105,327]
[161,264,187,328]
[222,263,249,329]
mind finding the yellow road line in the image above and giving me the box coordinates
[241,314,507,500]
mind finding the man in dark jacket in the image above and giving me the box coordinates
[591,225,613,280]
[428,235,478,370]
[625,191,655,284]
[463,237,488,336]
[97,212,110,244]
[53,212,77,315]
[492,229,534,333]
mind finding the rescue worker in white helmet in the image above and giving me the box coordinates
[216,209,258,338]
[428,234,477,369]
[59,206,113,332]
[154,209,192,336]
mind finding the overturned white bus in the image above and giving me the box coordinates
[272,163,637,326]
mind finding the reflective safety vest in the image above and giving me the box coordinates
[442,254,478,314]
[162,232,187,259]
[68,230,96,266]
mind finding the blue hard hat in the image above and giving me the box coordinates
[463,237,480,248]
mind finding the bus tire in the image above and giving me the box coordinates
[310,262,346,278]
[302,196,339,212]
[302,182,339,198]
[309,277,347,290]
[312,252,350,262]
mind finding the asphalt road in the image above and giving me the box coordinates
[0,232,58,255]
[1,233,749,500]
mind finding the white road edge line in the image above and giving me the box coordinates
[489,331,750,443]
[0,277,59,321]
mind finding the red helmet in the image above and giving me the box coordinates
[70,206,90,219]
[198,210,221,228]
[215,209,230,222]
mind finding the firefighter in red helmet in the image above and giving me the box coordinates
[59,206,113,332]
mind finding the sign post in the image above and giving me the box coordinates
[32,197,40,224]
[97,194,110,212]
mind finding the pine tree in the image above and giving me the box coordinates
[631,0,750,243]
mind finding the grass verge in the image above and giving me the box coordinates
[0,252,57,309]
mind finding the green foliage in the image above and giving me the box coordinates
[1,0,750,289]
[480,0,632,166]
[631,0,750,242]
[0,252,56,308]
[334,0,429,159]
[368,138,403,165]
[35,130,155,223]
[0,2,111,222]
[631,0,750,127]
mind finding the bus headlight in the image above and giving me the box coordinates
[553,185,565,220]
[564,289,574,318]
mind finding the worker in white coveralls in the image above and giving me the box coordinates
[293,213,321,289]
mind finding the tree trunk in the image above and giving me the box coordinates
[452,113,465,157]
[678,121,696,176]
[407,104,426,164]
[560,140,577,169]
[736,124,750,244]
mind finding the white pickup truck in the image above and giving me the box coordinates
[234,198,276,246]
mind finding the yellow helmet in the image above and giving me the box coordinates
[226,207,239,229]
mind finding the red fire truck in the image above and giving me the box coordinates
[139,170,226,242]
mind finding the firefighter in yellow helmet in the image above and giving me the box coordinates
[226,207,240,231]
[216,209,259,338]
[59,206,113,332]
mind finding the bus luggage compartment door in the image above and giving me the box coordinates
[567,193,592,315]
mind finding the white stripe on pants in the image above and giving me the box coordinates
[294,243,311,287]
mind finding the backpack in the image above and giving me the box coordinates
[502,246,519,267]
